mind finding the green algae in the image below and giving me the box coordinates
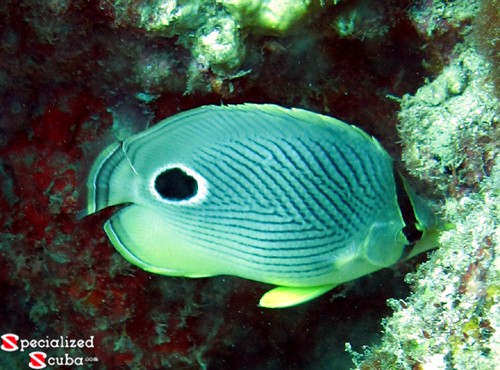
[398,46,497,194]
[113,0,319,76]
[347,1,499,366]
[349,164,499,369]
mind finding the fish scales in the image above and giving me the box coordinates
[161,138,368,249]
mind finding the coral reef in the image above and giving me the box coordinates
[348,1,499,368]
[349,166,499,369]
[474,0,500,97]
[398,46,497,196]
[408,0,479,37]
[112,0,318,78]
[0,0,497,368]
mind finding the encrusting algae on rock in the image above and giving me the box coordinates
[398,46,497,196]
[1,0,498,368]
[349,163,499,369]
[113,0,317,76]
[347,1,499,367]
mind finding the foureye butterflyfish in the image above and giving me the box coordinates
[84,104,441,308]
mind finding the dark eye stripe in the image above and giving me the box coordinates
[393,168,423,260]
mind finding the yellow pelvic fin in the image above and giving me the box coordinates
[259,285,336,309]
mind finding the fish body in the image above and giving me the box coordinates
[85,104,440,308]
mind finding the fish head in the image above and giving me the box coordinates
[362,171,443,268]
[401,187,444,261]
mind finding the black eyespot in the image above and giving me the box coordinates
[154,167,198,201]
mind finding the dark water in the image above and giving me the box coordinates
[0,0,446,368]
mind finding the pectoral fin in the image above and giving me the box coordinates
[259,284,336,308]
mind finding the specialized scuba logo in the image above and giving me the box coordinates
[1,333,98,368]
[1,333,19,351]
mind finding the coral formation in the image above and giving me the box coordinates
[222,0,312,33]
[348,1,499,368]
[474,0,500,97]
[398,46,497,195]
[0,0,497,368]
[331,0,389,40]
[408,0,480,37]
[113,0,316,76]
[349,163,499,369]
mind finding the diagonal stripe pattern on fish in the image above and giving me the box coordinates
[84,104,441,308]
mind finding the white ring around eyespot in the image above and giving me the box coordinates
[149,163,208,205]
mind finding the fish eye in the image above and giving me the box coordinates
[154,167,198,201]
[402,224,423,244]
[396,230,408,245]
[396,225,423,246]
